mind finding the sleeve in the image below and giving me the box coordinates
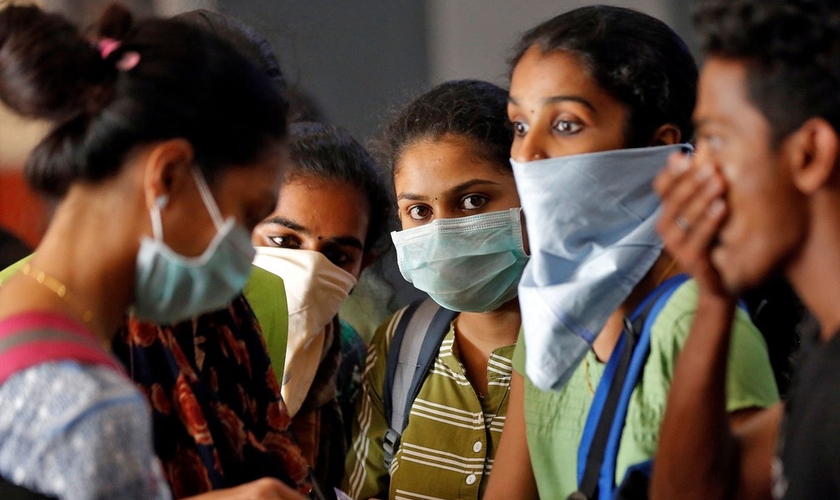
[243,265,289,380]
[653,280,780,412]
[512,328,526,375]
[49,392,173,500]
[341,312,402,500]
[0,363,172,500]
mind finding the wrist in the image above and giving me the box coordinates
[696,290,737,321]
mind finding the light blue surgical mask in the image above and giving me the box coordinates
[511,144,691,392]
[133,169,256,324]
[391,208,528,313]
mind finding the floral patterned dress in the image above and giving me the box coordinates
[111,294,310,498]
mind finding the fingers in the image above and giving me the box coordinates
[655,152,729,293]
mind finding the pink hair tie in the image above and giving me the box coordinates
[98,37,140,71]
[98,37,121,59]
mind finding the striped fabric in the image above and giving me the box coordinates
[343,307,515,500]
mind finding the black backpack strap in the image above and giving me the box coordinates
[382,297,457,470]
[0,476,57,499]
[573,275,689,500]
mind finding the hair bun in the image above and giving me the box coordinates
[96,3,134,40]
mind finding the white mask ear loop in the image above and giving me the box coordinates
[191,168,225,230]
[150,194,168,241]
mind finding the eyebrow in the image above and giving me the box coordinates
[325,236,364,251]
[397,179,501,203]
[508,94,596,112]
[260,216,308,234]
[259,216,364,250]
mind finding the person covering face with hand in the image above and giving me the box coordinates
[651,1,840,500]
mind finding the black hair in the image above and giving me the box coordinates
[0,5,106,122]
[510,5,697,147]
[173,9,286,98]
[0,3,289,197]
[287,122,392,253]
[378,79,513,176]
[694,0,840,144]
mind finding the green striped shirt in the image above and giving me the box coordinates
[344,307,515,500]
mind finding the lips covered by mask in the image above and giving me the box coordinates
[133,168,256,325]
[391,208,529,313]
[512,144,691,391]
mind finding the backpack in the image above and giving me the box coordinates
[570,274,689,500]
[381,298,458,470]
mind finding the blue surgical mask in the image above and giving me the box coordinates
[133,169,256,324]
[391,208,528,312]
[511,144,691,392]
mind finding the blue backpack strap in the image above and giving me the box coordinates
[574,274,689,500]
[382,298,457,470]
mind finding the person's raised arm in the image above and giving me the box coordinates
[483,371,539,500]
[650,154,779,500]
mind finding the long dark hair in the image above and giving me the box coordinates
[510,5,697,147]
[378,79,513,176]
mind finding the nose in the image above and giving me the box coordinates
[511,131,547,163]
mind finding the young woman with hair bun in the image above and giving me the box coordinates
[0,4,305,499]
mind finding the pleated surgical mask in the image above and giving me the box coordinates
[133,169,255,324]
[391,208,528,312]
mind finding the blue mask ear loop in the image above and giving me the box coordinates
[191,168,226,230]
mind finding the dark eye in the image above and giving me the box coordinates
[408,205,431,221]
[554,119,582,135]
[461,195,488,211]
[511,121,529,137]
[323,250,351,267]
[267,235,302,249]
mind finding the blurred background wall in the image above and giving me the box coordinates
[0,0,697,248]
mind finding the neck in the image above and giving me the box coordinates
[592,252,679,362]
[786,192,840,341]
[456,298,521,350]
[11,182,141,344]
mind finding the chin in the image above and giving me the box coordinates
[713,246,754,295]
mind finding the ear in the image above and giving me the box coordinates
[787,118,839,195]
[141,139,195,211]
[648,123,682,146]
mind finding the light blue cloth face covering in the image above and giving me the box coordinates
[511,144,691,392]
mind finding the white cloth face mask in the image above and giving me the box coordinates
[511,144,691,392]
[252,246,357,416]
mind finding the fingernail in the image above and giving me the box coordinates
[708,199,725,216]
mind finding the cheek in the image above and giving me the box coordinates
[715,171,805,290]
[251,227,269,247]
